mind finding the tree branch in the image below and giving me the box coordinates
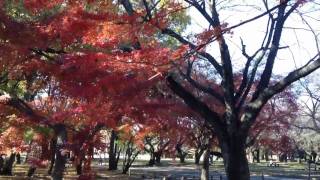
[166,75,223,129]
[242,55,320,131]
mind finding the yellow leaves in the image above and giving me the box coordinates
[170,44,189,60]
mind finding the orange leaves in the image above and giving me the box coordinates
[196,22,230,45]
[117,122,148,150]
[170,45,189,60]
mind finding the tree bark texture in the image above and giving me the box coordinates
[52,124,67,180]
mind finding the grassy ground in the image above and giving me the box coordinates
[0,159,319,179]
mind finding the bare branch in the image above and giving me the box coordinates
[242,55,320,131]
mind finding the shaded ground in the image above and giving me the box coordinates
[129,161,320,180]
[0,160,319,179]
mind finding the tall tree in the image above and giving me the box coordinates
[120,0,320,179]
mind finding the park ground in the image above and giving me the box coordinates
[0,159,320,179]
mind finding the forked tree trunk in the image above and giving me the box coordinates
[178,152,187,163]
[201,148,210,180]
[176,144,187,163]
[52,124,67,180]
[122,140,140,174]
[220,135,250,180]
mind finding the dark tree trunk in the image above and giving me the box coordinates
[27,167,36,177]
[179,155,186,163]
[76,158,83,175]
[0,156,4,172]
[148,153,155,166]
[108,130,118,170]
[1,153,16,175]
[176,144,187,163]
[298,154,302,164]
[195,149,204,165]
[251,151,255,162]
[178,152,186,163]
[122,164,130,174]
[155,151,161,164]
[220,135,250,180]
[122,138,140,174]
[16,153,21,164]
[201,148,210,180]
[52,124,67,180]
[265,150,269,161]
[253,149,260,163]
[48,138,57,175]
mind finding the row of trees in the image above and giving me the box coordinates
[0,0,319,180]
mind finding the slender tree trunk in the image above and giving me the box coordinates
[52,124,67,180]
[220,135,250,180]
[76,158,83,175]
[201,148,210,180]
[108,130,118,170]
[0,156,4,172]
[256,149,260,163]
[155,151,161,164]
[48,138,57,175]
[122,151,139,174]
[265,149,269,161]
[16,153,21,164]
[251,151,255,163]
[148,152,155,166]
